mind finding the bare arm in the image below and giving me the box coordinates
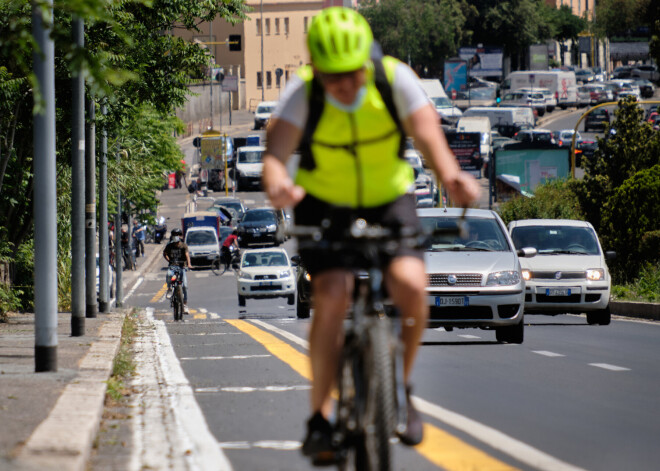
[403,104,481,207]
[262,118,306,209]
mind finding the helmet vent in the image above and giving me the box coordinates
[329,35,338,55]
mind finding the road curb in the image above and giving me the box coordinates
[15,311,126,471]
[610,301,660,321]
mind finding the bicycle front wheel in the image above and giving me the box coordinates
[358,316,395,471]
[211,256,226,276]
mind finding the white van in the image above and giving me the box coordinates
[234,145,265,191]
[456,116,492,163]
[502,71,577,109]
[185,226,220,266]
[462,106,534,137]
[419,79,462,124]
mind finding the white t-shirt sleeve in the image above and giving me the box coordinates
[392,63,431,121]
[272,75,308,130]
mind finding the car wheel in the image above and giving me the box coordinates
[238,295,246,307]
[495,319,524,344]
[587,306,611,326]
[287,294,295,305]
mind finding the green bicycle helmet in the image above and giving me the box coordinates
[307,7,373,74]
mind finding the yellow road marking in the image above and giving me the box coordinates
[224,319,311,380]
[151,283,168,303]
[225,319,519,470]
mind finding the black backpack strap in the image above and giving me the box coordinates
[372,58,406,158]
[299,76,325,171]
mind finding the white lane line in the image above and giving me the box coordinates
[533,350,566,358]
[413,396,587,471]
[180,354,271,361]
[199,308,208,313]
[589,363,630,371]
[253,321,585,471]
[458,334,481,339]
[218,441,301,450]
[208,312,220,319]
[123,276,144,303]
[195,272,210,278]
[196,385,311,393]
[251,319,310,349]
[171,332,238,336]
[132,308,233,471]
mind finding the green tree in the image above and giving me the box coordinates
[551,4,587,44]
[593,0,652,39]
[359,0,471,77]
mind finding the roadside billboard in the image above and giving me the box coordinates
[445,131,482,178]
[458,46,504,78]
[494,148,570,195]
[200,130,224,170]
[444,60,468,94]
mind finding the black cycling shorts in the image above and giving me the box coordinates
[294,193,423,276]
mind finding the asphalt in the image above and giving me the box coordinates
[0,107,657,471]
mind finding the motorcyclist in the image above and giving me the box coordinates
[163,228,192,313]
[261,7,480,462]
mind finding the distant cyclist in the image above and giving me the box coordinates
[262,7,480,463]
[163,228,192,314]
[221,229,240,266]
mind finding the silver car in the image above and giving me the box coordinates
[419,208,536,343]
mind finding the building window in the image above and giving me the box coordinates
[266,71,272,88]
[304,17,308,33]
[256,19,262,36]
[284,18,290,35]
[265,18,270,35]
[257,71,262,88]
[276,71,281,88]
[285,70,289,81]
[275,18,280,35]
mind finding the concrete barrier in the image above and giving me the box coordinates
[611,301,660,321]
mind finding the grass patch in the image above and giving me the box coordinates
[105,310,139,404]
[612,263,660,303]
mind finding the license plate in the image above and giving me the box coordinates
[546,288,570,296]
[254,231,261,237]
[435,296,468,307]
[259,281,273,287]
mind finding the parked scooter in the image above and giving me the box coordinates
[154,216,167,244]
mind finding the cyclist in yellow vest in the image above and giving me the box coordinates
[262,7,480,462]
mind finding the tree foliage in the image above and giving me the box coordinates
[572,98,660,282]
[0,0,249,312]
[359,0,472,77]
[593,0,653,39]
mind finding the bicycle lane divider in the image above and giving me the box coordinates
[225,319,520,471]
[151,283,168,303]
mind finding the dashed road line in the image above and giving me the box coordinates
[589,363,630,371]
[218,441,301,451]
[150,283,167,303]
[533,350,566,358]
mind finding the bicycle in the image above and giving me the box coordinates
[211,247,240,276]
[169,265,185,321]
[292,217,448,470]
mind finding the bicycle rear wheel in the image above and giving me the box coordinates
[211,256,227,276]
[174,286,184,321]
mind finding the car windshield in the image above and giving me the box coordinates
[238,150,263,163]
[186,231,217,245]
[420,216,509,251]
[257,105,275,114]
[216,201,243,214]
[430,97,452,108]
[466,88,496,99]
[510,226,600,255]
[243,210,276,223]
[242,251,288,267]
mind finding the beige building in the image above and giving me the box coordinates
[176,0,328,111]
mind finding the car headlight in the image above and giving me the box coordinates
[586,268,604,281]
[278,270,291,278]
[267,224,277,231]
[486,270,521,286]
[521,269,531,281]
[238,270,252,280]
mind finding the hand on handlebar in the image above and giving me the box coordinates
[265,176,306,209]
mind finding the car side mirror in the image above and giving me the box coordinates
[605,251,616,261]
[517,247,537,258]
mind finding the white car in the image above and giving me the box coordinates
[253,101,277,130]
[233,146,265,191]
[404,149,437,207]
[517,87,557,112]
[185,226,220,266]
[419,208,536,343]
[508,219,615,325]
[501,91,546,116]
[236,248,296,307]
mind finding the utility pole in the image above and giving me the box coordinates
[209,21,214,128]
[85,97,97,318]
[33,0,58,372]
[99,103,109,313]
[71,16,85,336]
[115,151,124,308]
[260,0,265,101]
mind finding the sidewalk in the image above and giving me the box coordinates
[0,241,163,471]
